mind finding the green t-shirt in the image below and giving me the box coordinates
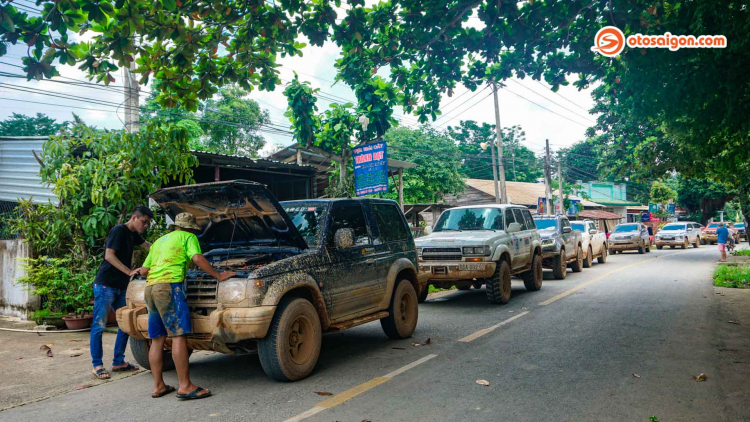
[143,230,202,286]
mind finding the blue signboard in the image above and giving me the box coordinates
[667,203,675,214]
[567,199,581,216]
[352,141,388,197]
[641,211,651,222]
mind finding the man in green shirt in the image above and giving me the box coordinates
[137,212,235,400]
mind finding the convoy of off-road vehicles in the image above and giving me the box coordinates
[116,180,704,382]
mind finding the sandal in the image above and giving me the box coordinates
[176,387,212,400]
[112,362,140,372]
[152,385,176,398]
[92,367,110,380]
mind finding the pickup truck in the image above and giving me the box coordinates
[117,181,425,382]
[414,204,543,305]
[570,219,608,267]
[533,215,584,279]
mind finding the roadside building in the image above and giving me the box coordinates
[575,180,644,222]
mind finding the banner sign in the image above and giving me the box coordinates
[567,200,581,216]
[537,197,546,214]
[667,203,675,214]
[641,211,651,222]
[648,203,658,213]
[353,141,388,196]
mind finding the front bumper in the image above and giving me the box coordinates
[418,261,496,281]
[655,238,687,246]
[703,233,718,242]
[116,305,276,349]
[608,240,641,250]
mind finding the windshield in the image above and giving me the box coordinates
[534,219,558,230]
[281,203,327,248]
[434,208,504,231]
[614,224,638,232]
[661,224,686,231]
[708,223,720,228]
[737,223,745,228]
[571,223,586,232]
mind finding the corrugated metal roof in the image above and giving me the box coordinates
[0,137,58,205]
[464,179,605,208]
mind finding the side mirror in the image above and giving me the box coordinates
[589,229,597,235]
[334,228,355,250]
[423,226,434,235]
[562,226,572,234]
[507,222,521,233]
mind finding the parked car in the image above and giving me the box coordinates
[415,204,543,305]
[117,180,424,382]
[533,215,584,279]
[736,222,746,241]
[702,223,721,244]
[654,222,701,249]
[608,223,652,254]
[570,219,608,267]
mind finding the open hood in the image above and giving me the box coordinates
[150,180,307,251]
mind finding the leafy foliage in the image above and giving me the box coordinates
[16,256,99,315]
[713,265,750,289]
[0,113,67,136]
[650,181,677,218]
[200,85,269,156]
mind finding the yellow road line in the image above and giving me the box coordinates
[538,256,663,306]
[283,354,438,422]
[457,311,530,343]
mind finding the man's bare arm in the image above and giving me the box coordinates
[192,254,236,281]
[105,248,139,276]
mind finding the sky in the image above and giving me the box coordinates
[0,6,598,159]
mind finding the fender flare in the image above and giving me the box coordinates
[261,273,330,329]
[378,258,418,309]
[491,244,512,263]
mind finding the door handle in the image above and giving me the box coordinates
[365,259,375,265]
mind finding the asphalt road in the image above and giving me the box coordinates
[3,245,750,422]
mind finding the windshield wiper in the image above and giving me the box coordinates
[438,228,462,232]
[464,228,496,232]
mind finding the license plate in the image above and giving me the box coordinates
[433,266,448,275]
[662,236,673,240]
[459,263,485,271]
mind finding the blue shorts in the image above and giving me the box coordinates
[144,283,192,338]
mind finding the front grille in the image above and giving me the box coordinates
[422,254,462,261]
[185,278,219,304]
[423,247,461,253]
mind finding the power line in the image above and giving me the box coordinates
[506,79,596,124]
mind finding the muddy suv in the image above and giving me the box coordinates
[533,215,584,279]
[117,181,423,381]
[414,204,543,305]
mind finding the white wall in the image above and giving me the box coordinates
[0,240,39,319]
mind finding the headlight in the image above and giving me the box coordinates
[541,239,555,246]
[462,246,490,255]
[676,235,683,240]
[631,235,640,240]
[416,247,422,256]
[217,280,247,304]
[127,279,147,305]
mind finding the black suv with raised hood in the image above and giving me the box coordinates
[117,180,424,381]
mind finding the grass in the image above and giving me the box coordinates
[428,284,457,293]
[730,249,750,257]
[713,265,750,288]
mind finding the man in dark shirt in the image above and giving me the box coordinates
[91,206,153,380]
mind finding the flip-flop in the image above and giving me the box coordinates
[152,385,176,398]
[92,367,110,380]
[112,362,140,372]
[176,387,212,400]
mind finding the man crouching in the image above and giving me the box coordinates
[136,212,235,399]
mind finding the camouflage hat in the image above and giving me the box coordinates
[171,212,201,230]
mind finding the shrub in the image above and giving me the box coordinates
[713,265,750,289]
[730,249,750,257]
[16,257,99,315]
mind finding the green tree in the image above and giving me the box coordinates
[675,175,734,224]
[650,181,677,218]
[0,112,67,136]
[200,86,269,157]
[383,126,464,204]
[558,141,602,183]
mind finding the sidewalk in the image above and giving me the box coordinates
[0,316,144,411]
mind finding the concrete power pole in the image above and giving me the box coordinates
[123,61,139,133]
[488,102,500,204]
[492,80,508,204]
[544,139,553,215]
[558,158,564,215]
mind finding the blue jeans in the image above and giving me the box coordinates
[90,284,129,368]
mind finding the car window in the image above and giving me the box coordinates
[662,224,686,231]
[434,207,504,231]
[534,219,557,230]
[372,203,409,242]
[512,209,529,231]
[589,222,597,232]
[614,224,638,232]
[329,204,371,247]
[505,209,516,228]
[282,203,327,247]
[571,222,586,232]
[561,219,571,228]
[523,210,536,230]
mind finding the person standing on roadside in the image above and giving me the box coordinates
[136,212,235,400]
[91,206,153,380]
[716,222,729,262]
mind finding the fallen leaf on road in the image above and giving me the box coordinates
[314,392,333,396]
[649,416,659,422]
[728,321,740,325]
[392,347,406,350]
[425,338,431,345]
[208,414,219,417]
[412,342,421,347]
[361,420,372,422]
[15,358,22,361]
[39,345,53,357]
[69,339,82,342]
[633,374,641,379]
[476,380,490,386]
[70,353,83,357]
[693,373,708,382]
[75,385,92,390]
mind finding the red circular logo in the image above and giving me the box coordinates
[591,26,625,57]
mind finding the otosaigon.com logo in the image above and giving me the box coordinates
[591,26,727,57]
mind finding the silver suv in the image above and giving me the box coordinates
[655,222,701,249]
[609,222,652,254]
[415,204,543,305]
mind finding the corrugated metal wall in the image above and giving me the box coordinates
[0,137,58,205]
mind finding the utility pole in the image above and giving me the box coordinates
[558,158,564,215]
[492,80,508,204]
[488,130,500,204]
[123,60,139,133]
[544,139,553,215]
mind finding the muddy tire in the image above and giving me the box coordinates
[552,249,567,279]
[638,243,645,254]
[486,260,512,304]
[381,279,419,339]
[258,297,322,382]
[598,246,608,264]
[681,239,688,249]
[473,281,483,289]
[694,238,700,248]
[417,286,429,303]
[129,338,190,372]
[570,247,584,273]
[583,246,593,268]
[656,245,663,250]
[521,253,543,292]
